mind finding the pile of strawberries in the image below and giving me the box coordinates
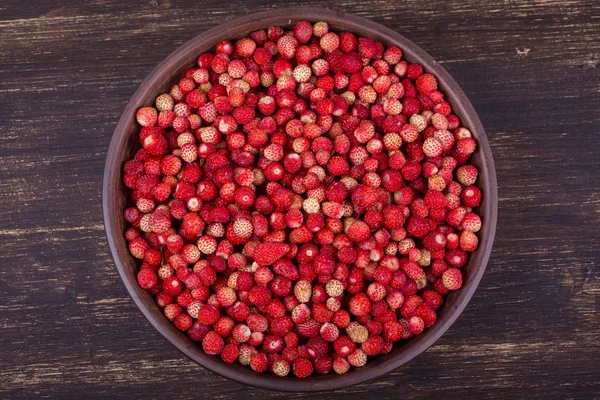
[123,20,482,378]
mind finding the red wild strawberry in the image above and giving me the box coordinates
[293,21,313,44]
[461,185,482,207]
[416,73,438,94]
[348,293,371,316]
[351,185,378,208]
[202,331,224,355]
[252,242,291,266]
[347,220,370,242]
[293,358,313,378]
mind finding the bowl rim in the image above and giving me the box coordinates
[103,6,498,392]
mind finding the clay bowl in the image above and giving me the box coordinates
[103,7,498,392]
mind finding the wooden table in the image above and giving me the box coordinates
[1,1,598,398]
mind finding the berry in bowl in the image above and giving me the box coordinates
[103,7,497,391]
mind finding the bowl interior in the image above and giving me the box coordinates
[103,7,497,392]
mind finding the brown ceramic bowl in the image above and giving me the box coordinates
[103,7,498,392]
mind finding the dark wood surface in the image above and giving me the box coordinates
[1,0,598,398]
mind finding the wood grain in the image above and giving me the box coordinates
[1,0,599,398]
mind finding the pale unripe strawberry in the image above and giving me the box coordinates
[271,359,291,377]
[333,357,350,374]
[181,244,200,264]
[292,64,312,83]
[197,235,217,254]
[237,343,256,366]
[302,197,320,214]
[423,137,443,157]
[313,21,329,37]
[312,59,329,76]
[186,301,203,319]
[320,32,339,53]
[460,230,479,251]
[294,280,312,303]
[410,114,427,132]
[347,349,367,367]
[325,279,344,297]
[155,93,174,111]
[136,107,158,127]
[442,268,463,290]
[400,123,419,143]
[457,165,479,186]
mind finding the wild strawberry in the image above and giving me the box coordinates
[423,137,443,157]
[348,293,371,316]
[231,216,254,240]
[446,206,467,227]
[293,358,313,378]
[220,343,239,364]
[251,241,290,266]
[408,316,425,335]
[322,157,349,179]
[137,269,157,290]
[461,185,482,207]
[351,184,378,209]
[263,143,284,162]
[314,355,333,374]
[302,197,320,214]
[423,232,447,251]
[397,125,417,146]
[320,32,339,53]
[331,356,350,374]
[460,230,479,251]
[347,220,370,243]
[320,322,340,342]
[457,165,478,186]
[362,335,384,356]
[293,279,314,304]
[248,352,268,373]
[277,35,298,59]
[271,359,290,377]
[416,73,438,94]
[136,107,158,127]
[442,268,463,290]
[462,212,482,232]
[202,331,224,355]
[129,237,150,259]
[406,216,431,238]
[312,58,330,77]
[455,135,476,156]
[290,225,313,244]
[347,349,367,367]
[196,235,216,254]
[321,202,343,219]
[292,64,312,83]
[141,132,168,156]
